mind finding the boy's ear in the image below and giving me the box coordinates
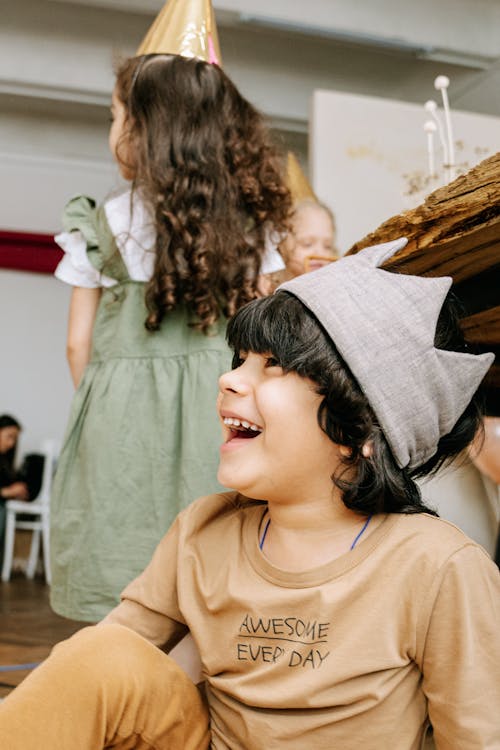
[339,443,373,459]
[361,441,373,458]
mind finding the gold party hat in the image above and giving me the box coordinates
[286,152,317,205]
[136,0,222,66]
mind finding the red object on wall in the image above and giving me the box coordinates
[0,230,63,275]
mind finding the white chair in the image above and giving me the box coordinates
[1,438,59,584]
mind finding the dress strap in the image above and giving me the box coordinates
[60,195,131,284]
[88,204,130,283]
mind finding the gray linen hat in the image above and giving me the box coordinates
[277,238,494,470]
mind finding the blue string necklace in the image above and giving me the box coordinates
[349,514,373,550]
[259,518,271,550]
[259,514,373,552]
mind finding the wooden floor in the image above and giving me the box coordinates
[0,574,87,699]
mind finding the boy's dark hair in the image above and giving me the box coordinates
[0,414,21,432]
[226,292,484,516]
[114,54,291,334]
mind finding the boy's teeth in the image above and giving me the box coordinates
[223,417,261,432]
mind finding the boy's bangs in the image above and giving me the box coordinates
[226,295,286,358]
[226,293,328,374]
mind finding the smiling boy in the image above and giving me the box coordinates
[1,238,499,750]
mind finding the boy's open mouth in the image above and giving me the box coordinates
[223,417,262,439]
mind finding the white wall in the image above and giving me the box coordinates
[311,89,500,252]
[0,154,117,234]
[0,270,73,456]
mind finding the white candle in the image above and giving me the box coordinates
[434,76,455,180]
[424,120,437,178]
[424,99,448,175]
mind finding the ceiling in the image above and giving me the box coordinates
[46,0,500,121]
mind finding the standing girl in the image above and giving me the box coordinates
[50,45,290,622]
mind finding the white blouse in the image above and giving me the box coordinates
[54,189,284,288]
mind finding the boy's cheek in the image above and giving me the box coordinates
[215,393,223,420]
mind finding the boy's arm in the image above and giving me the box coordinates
[419,545,500,748]
[102,599,188,652]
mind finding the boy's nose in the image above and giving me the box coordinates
[219,369,237,394]
[219,368,248,395]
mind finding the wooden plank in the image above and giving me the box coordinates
[484,364,500,389]
[453,265,500,317]
[385,222,500,283]
[348,152,500,415]
[462,306,500,345]
[348,152,500,285]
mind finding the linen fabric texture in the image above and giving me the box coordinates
[278,238,494,469]
[50,191,231,622]
[0,624,211,750]
[102,492,500,749]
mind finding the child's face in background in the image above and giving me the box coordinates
[281,205,336,277]
[108,90,136,181]
[217,352,341,503]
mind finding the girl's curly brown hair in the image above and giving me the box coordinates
[114,54,291,334]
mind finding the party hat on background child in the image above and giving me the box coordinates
[286,152,317,205]
[136,0,222,65]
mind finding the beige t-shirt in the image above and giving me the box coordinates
[105,492,500,749]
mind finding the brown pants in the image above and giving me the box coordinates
[0,624,211,749]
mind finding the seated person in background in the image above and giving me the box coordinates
[0,415,29,501]
[0,414,29,567]
[419,414,500,562]
[470,416,500,566]
[470,416,500,485]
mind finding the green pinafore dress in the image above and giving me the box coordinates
[50,197,231,622]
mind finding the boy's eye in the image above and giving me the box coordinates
[232,352,247,368]
[264,356,281,369]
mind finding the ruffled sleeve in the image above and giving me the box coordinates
[54,196,115,288]
[260,226,285,274]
